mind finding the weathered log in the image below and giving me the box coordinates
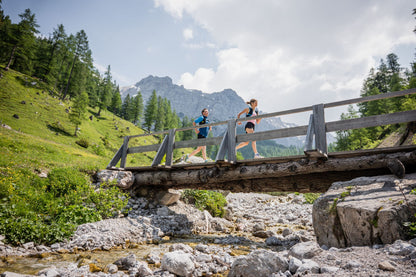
[134,151,416,190]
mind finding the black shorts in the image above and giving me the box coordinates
[245,122,255,133]
[198,133,206,139]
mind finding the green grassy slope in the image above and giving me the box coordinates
[0,67,157,171]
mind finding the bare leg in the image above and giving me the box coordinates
[189,146,203,158]
[251,141,258,154]
[236,141,249,150]
[201,146,207,160]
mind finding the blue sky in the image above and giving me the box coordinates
[3,0,416,124]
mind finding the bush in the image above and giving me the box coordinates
[47,167,89,197]
[303,193,321,204]
[76,137,89,148]
[0,166,129,245]
[182,189,227,217]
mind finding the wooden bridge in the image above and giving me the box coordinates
[108,88,416,193]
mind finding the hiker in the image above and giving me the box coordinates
[186,108,212,162]
[236,99,263,158]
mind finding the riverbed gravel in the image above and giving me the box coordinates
[1,192,416,276]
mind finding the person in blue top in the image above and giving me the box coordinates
[186,108,212,162]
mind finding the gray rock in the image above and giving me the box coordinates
[289,256,302,274]
[107,264,118,274]
[228,249,288,277]
[161,250,195,277]
[313,174,416,248]
[97,170,134,189]
[114,254,137,270]
[387,240,415,256]
[320,266,339,273]
[169,243,193,253]
[297,259,320,274]
[288,241,321,259]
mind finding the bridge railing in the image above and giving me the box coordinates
[107,88,416,169]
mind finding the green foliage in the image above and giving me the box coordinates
[182,189,227,218]
[76,137,89,148]
[303,193,321,204]
[0,166,129,245]
[335,53,416,151]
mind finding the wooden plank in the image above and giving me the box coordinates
[151,135,168,167]
[107,145,123,168]
[326,109,416,132]
[227,120,237,163]
[313,104,327,154]
[216,131,229,161]
[175,136,223,148]
[324,87,416,109]
[236,125,308,143]
[120,136,129,168]
[134,150,416,186]
[128,144,161,154]
[304,114,314,151]
[165,129,176,167]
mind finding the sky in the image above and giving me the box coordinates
[2,0,416,125]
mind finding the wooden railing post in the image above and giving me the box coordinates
[313,104,327,154]
[215,119,237,163]
[165,128,176,167]
[120,136,130,168]
[227,119,237,163]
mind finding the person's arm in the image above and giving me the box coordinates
[192,121,199,133]
[237,108,249,125]
[193,117,202,133]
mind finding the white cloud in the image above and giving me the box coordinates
[183,28,193,41]
[156,0,416,124]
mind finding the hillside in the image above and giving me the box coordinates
[0,67,158,171]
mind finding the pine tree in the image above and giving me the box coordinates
[143,90,157,131]
[5,8,39,74]
[62,30,90,100]
[131,92,144,125]
[154,96,165,131]
[121,94,132,121]
[69,90,89,136]
[109,85,122,116]
[97,65,113,115]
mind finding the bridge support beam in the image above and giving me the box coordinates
[134,150,416,192]
[215,119,237,163]
[305,104,327,158]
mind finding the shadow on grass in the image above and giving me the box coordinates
[88,108,107,120]
[47,124,72,137]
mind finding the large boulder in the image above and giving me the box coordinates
[161,250,195,276]
[96,170,134,189]
[313,173,416,248]
[228,249,288,277]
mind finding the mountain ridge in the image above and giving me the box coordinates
[121,75,303,147]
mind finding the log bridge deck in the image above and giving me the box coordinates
[108,88,416,193]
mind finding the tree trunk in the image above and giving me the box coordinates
[62,54,77,100]
[5,45,17,70]
[132,150,416,193]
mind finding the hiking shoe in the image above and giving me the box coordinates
[254,153,263,159]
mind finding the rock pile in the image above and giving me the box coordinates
[2,175,416,276]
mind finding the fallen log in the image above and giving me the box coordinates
[134,151,416,192]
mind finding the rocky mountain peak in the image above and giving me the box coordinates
[120,76,305,147]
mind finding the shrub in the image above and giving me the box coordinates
[303,193,321,204]
[182,189,227,217]
[0,166,129,245]
[47,167,89,197]
[76,137,89,148]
